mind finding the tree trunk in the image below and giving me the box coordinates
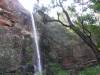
[71,26,100,61]
[62,9,100,62]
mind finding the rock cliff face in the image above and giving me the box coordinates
[0,0,96,72]
[0,0,33,71]
[34,12,96,69]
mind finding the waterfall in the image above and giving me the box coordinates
[30,12,42,75]
[18,0,43,74]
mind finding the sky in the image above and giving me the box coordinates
[18,0,89,17]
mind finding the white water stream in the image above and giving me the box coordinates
[30,12,42,75]
[18,0,43,75]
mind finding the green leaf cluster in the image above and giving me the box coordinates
[80,65,100,75]
[90,0,100,12]
[88,25,100,49]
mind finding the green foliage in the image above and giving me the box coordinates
[48,63,100,75]
[94,3,100,11]
[90,0,100,12]
[80,65,100,75]
[78,14,97,24]
[68,5,76,13]
[49,63,69,75]
[88,25,100,48]
[58,70,69,75]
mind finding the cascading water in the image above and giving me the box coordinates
[30,12,42,75]
[18,0,42,75]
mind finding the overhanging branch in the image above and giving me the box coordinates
[47,19,70,27]
[43,0,100,61]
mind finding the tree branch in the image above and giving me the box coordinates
[45,0,100,61]
[47,19,70,27]
[63,9,74,26]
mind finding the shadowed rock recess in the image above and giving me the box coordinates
[0,0,97,74]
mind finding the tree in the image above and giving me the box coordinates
[38,0,100,62]
[90,0,100,12]
[35,0,100,75]
[36,0,100,61]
